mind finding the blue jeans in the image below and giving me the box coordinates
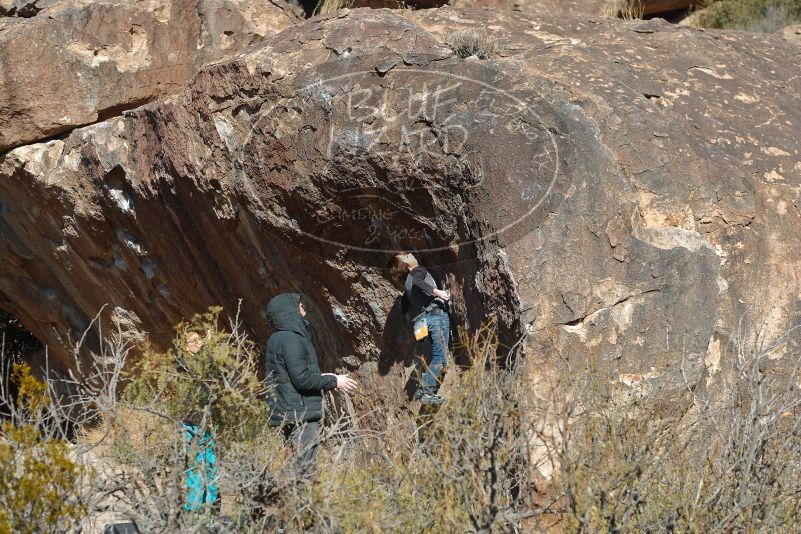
[418,310,450,395]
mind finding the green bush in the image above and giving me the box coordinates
[107,308,277,529]
[123,307,266,445]
[0,363,87,534]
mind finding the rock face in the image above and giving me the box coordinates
[448,0,695,16]
[0,0,302,151]
[0,0,56,17]
[447,0,606,14]
[778,24,801,44]
[1,7,800,410]
[350,0,447,8]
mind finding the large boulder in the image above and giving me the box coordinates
[0,0,302,151]
[1,7,799,409]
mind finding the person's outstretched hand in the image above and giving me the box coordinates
[335,374,358,392]
[322,373,358,393]
[433,288,451,301]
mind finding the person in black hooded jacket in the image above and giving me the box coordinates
[264,293,357,475]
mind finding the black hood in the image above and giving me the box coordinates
[267,293,310,337]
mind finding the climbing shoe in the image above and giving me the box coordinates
[418,393,445,405]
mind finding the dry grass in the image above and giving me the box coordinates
[314,0,354,16]
[79,407,167,460]
[602,0,646,19]
[449,29,497,59]
[4,307,801,532]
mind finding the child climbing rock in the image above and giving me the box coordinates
[389,252,451,405]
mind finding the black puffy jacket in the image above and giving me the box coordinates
[264,293,336,426]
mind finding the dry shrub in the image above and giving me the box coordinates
[695,0,801,31]
[602,0,645,19]
[3,305,801,533]
[0,363,87,533]
[296,325,532,532]
[540,316,801,532]
[96,307,279,531]
[449,29,497,59]
[314,0,354,16]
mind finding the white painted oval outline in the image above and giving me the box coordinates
[239,67,561,254]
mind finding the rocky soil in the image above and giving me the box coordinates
[1,5,799,411]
